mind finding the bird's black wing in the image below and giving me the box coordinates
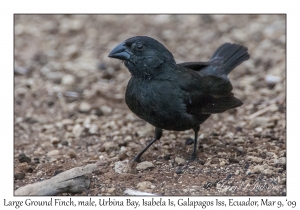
[177,42,249,115]
[177,62,210,71]
[177,66,242,115]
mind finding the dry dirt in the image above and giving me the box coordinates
[14,14,286,196]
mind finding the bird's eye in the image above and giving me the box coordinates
[136,44,145,51]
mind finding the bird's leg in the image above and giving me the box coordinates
[189,125,200,161]
[131,127,163,163]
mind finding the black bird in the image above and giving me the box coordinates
[108,36,250,162]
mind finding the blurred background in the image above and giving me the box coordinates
[14,15,286,196]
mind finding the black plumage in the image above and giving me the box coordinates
[108,36,250,162]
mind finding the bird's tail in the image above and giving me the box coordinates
[210,43,250,75]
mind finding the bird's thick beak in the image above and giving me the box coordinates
[108,42,131,61]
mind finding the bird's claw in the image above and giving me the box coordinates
[187,153,197,162]
[130,156,141,164]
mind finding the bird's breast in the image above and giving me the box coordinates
[125,77,194,131]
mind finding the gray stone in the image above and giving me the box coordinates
[114,160,130,174]
[107,188,116,193]
[102,141,117,152]
[252,117,269,128]
[61,119,74,126]
[45,72,64,83]
[51,137,61,144]
[247,156,263,163]
[137,181,152,190]
[136,161,154,170]
[89,124,99,135]
[175,157,186,165]
[265,75,281,84]
[262,168,273,175]
[61,74,76,86]
[72,124,83,137]
[79,102,91,113]
[233,138,245,145]
[100,105,112,115]
[253,165,264,174]
[47,150,61,157]
[277,157,286,165]
[14,67,29,75]
[67,149,77,158]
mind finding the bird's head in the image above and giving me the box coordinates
[108,36,176,78]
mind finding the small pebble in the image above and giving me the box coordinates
[61,141,69,146]
[107,188,116,193]
[212,139,222,146]
[198,159,206,165]
[79,102,91,113]
[144,175,155,181]
[72,124,84,137]
[51,137,60,144]
[18,153,31,163]
[61,119,74,126]
[280,178,286,185]
[67,149,77,158]
[185,138,194,145]
[89,124,99,135]
[233,138,245,145]
[45,72,64,83]
[263,168,273,175]
[175,157,185,165]
[136,161,154,170]
[235,126,243,132]
[102,141,117,152]
[252,117,269,128]
[235,170,240,175]
[265,75,281,84]
[83,117,91,128]
[255,127,263,132]
[114,160,130,174]
[247,156,263,163]
[14,67,29,75]
[47,150,60,157]
[253,165,264,174]
[90,107,103,117]
[137,181,152,191]
[163,154,171,160]
[18,162,30,172]
[36,171,43,176]
[202,144,209,149]
[98,62,107,70]
[33,157,40,164]
[277,157,286,165]
[61,74,76,86]
[100,105,112,115]
[220,161,226,166]
[124,135,132,142]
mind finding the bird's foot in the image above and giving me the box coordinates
[129,155,142,167]
[187,153,197,161]
[128,159,137,169]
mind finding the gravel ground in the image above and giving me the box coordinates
[14,14,286,196]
